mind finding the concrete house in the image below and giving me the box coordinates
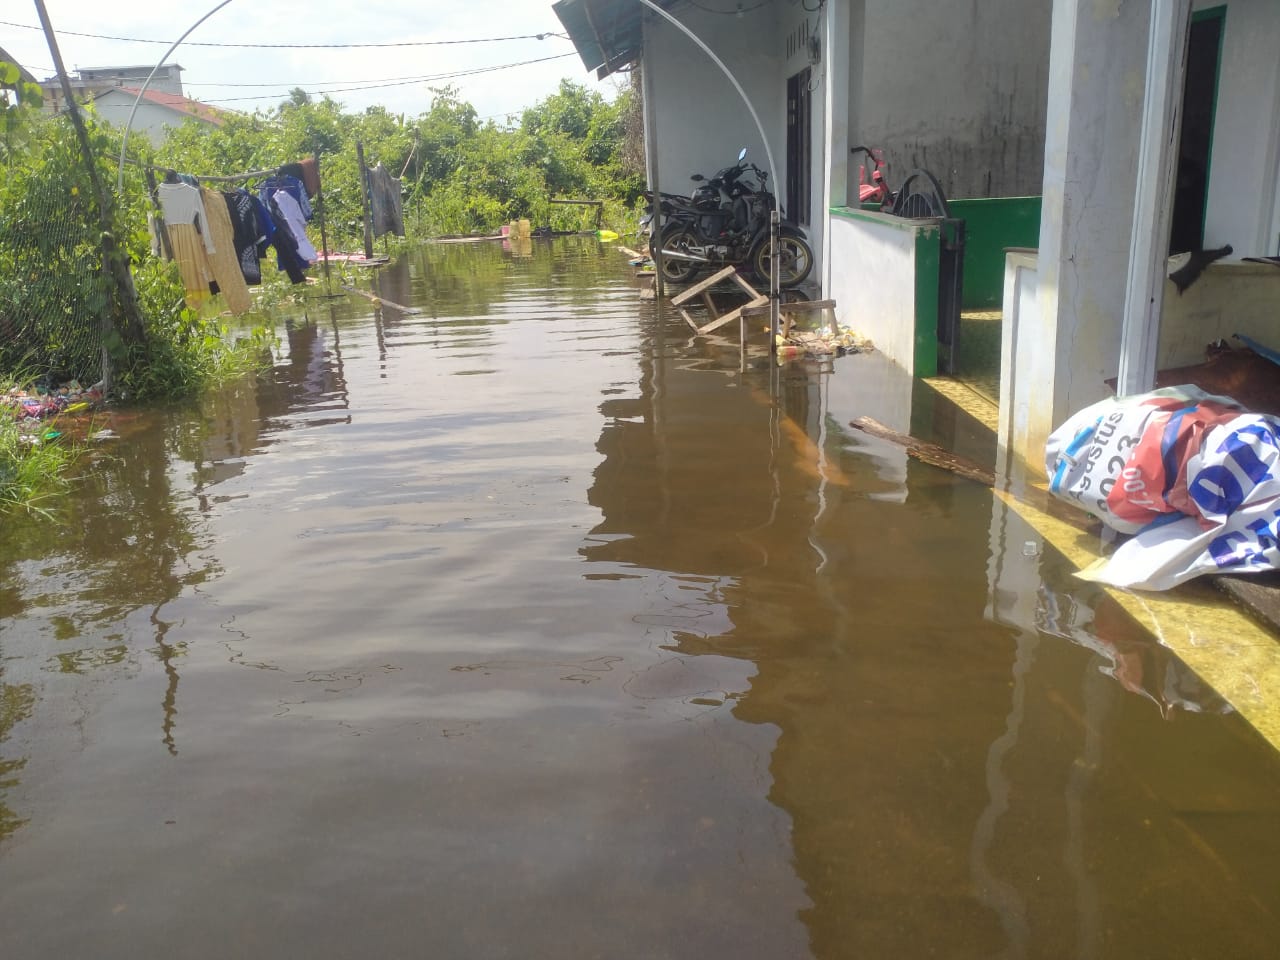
[554,0,1051,377]
[40,63,186,113]
[88,86,227,146]
[553,0,1280,475]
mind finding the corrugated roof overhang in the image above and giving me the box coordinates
[552,0,678,80]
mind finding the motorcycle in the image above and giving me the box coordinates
[642,148,814,289]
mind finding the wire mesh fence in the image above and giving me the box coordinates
[0,122,110,386]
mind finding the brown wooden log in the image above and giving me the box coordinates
[849,416,996,486]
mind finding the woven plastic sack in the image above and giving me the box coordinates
[1047,387,1280,590]
[1044,386,1241,534]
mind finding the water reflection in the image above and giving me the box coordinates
[0,677,34,840]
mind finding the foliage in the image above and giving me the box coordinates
[0,85,271,406]
[116,260,274,403]
[0,400,77,519]
[1,60,44,163]
[0,103,125,383]
[154,79,645,243]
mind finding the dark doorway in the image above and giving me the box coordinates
[1169,7,1225,255]
[786,68,812,226]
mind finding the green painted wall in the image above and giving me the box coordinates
[949,197,1042,309]
[913,225,940,377]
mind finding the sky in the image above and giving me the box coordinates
[1,0,616,124]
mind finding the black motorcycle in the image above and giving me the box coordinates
[643,148,814,288]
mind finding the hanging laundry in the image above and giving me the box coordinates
[223,190,264,286]
[267,194,310,284]
[157,181,216,309]
[199,187,251,314]
[260,173,312,221]
[271,190,318,264]
[366,163,405,238]
[249,193,275,258]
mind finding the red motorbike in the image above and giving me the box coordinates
[851,145,891,207]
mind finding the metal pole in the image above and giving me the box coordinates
[116,0,235,193]
[631,0,781,348]
[356,140,374,261]
[35,0,146,393]
[641,60,664,298]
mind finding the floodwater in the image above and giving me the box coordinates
[2,238,1278,958]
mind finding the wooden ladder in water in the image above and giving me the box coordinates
[669,266,769,334]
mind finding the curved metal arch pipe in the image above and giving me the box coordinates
[115,0,236,193]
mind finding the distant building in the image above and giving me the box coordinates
[41,63,185,113]
[89,86,227,146]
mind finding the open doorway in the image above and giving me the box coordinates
[1169,6,1225,255]
[786,67,812,226]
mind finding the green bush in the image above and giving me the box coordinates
[0,405,77,519]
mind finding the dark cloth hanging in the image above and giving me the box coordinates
[222,190,264,286]
[366,163,404,238]
[249,194,275,258]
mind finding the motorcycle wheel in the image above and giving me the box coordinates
[654,227,702,284]
[753,234,814,288]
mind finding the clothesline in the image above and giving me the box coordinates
[127,156,303,185]
[162,165,282,184]
[139,161,291,184]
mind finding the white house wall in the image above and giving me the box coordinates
[1198,0,1280,256]
[90,94,200,147]
[643,7,785,205]
[854,0,1052,199]
[642,3,826,270]
[828,211,921,374]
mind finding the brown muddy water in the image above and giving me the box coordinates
[1,238,1278,958]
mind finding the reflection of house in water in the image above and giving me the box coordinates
[579,325,1275,954]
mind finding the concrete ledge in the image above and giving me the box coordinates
[829,205,941,230]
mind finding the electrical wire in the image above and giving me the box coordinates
[202,53,578,102]
[682,0,771,14]
[0,19,568,49]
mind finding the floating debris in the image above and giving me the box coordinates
[4,379,102,423]
[776,326,874,360]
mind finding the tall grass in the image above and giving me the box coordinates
[0,411,76,519]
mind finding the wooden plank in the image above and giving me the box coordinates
[731,272,763,299]
[678,308,702,332]
[698,295,769,335]
[740,299,837,317]
[849,416,996,486]
[340,284,423,316]
[670,265,737,305]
